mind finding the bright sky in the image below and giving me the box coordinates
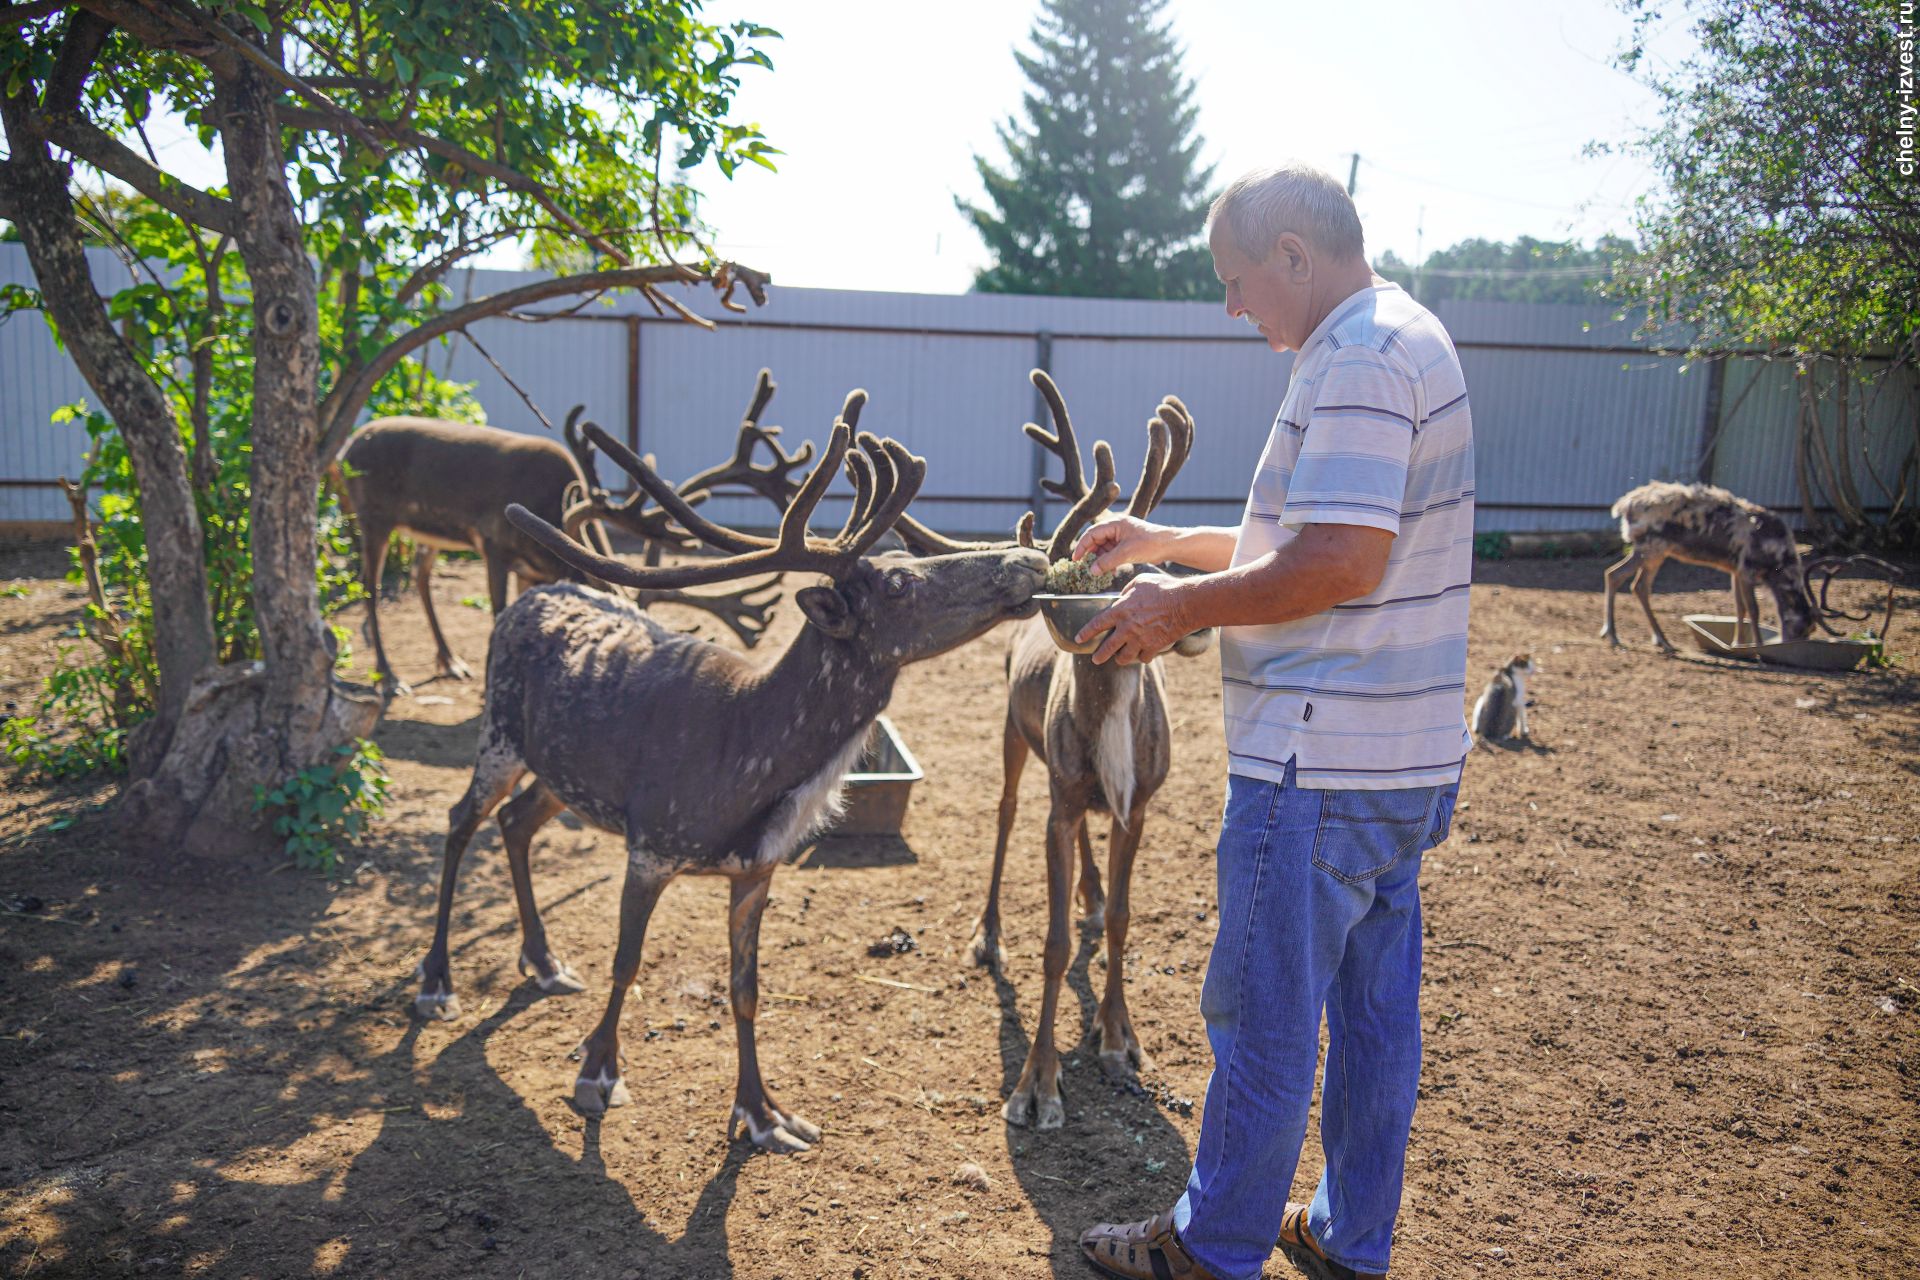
[690,0,1698,293]
[121,0,1697,295]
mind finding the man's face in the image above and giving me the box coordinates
[1209,220,1312,352]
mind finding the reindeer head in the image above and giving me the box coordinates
[508,392,1047,668]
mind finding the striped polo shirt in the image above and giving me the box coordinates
[1221,282,1474,790]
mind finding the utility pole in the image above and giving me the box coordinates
[1412,204,1426,303]
[1346,152,1360,196]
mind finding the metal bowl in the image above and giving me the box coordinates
[1682,615,1875,671]
[1034,592,1120,655]
[1032,593,1216,658]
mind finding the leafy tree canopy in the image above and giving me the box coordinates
[1603,0,1919,355]
[1375,235,1635,307]
[959,0,1216,300]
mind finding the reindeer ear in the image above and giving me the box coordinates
[796,585,857,639]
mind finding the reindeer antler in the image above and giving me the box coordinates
[1020,371,1119,562]
[675,369,819,509]
[509,393,925,590]
[1804,553,1903,639]
[554,412,698,550]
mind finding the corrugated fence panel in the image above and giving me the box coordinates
[6,244,1902,537]
[434,315,628,446]
[1462,347,1706,530]
[0,248,135,520]
[1711,359,1916,514]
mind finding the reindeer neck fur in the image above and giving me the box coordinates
[1050,650,1165,825]
[738,622,900,782]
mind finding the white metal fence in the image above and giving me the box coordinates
[3,243,1911,535]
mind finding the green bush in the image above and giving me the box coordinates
[1473,531,1512,560]
[252,739,392,875]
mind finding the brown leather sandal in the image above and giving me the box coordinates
[1277,1202,1384,1280]
[1079,1209,1219,1280]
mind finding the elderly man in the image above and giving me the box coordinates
[1073,165,1474,1280]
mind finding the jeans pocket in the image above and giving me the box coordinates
[1311,785,1443,885]
[1428,784,1460,847]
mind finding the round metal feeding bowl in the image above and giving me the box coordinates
[1682,615,1877,672]
[1033,593,1213,658]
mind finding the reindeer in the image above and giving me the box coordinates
[897,371,1212,1131]
[1600,481,1819,651]
[410,397,1049,1153]
[337,372,809,691]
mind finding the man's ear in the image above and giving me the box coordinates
[1274,231,1312,281]
[797,585,858,638]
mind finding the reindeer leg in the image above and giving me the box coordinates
[1735,576,1761,648]
[413,545,472,681]
[359,519,407,697]
[498,781,583,994]
[1094,803,1148,1081]
[1076,816,1105,929]
[1599,549,1641,646]
[414,741,525,1020]
[726,868,818,1153]
[968,715,1027,972]
[1004,799,1081,1132]
[1632,551,1675,652]
[573,854,673,1115]
[478,542,514,618]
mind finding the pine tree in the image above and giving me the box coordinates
[960,0,1216,300]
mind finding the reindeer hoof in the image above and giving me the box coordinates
[1003,1082,1065,1131]
[439,655,473,681]
[518,950,587,995]
[966,923,1007,973]
[412,989,462,1021]
[572,1071,631,1115]
[412,962,461,1020]
[732,1103,815,1153]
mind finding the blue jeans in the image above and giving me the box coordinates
[1173,760,1457,1279]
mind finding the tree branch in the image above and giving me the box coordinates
[43,10,113,114]
[314,261,768,464]
[2,1,66,31]
[39,110,236,233]
[276,105,632,264]
[72,0,227,65]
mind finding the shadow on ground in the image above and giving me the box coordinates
[0,818,749,1279]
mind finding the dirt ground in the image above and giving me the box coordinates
[0,545,1916,1280]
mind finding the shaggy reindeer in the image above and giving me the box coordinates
[1600,481,1818,651]
[339,374,807,690]
[411,397,1048,1153]
[899,371,1212,1130]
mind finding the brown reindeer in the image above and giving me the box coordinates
[410,398,1049,1153]
[899,371,1212,1130]
[338,373,807,691]
[1599,481,1818,651]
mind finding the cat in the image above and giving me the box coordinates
[1471,652,1536,748]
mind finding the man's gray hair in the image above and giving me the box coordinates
[1208,164,1365,263]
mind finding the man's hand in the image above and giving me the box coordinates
[1072,517,1168,576]
[1077,573,1191,666]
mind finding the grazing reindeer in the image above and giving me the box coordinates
[339,374,808,690]
[411,398,1048,1153]
[901,371,1211,1130]
[1599,481,1819,651]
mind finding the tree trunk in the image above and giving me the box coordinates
[112,64,381,858]
[1793,367,1830,539]
[0,96,217,774]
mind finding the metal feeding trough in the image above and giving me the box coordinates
[1682,615,1878,672]
[820,716,924,838]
